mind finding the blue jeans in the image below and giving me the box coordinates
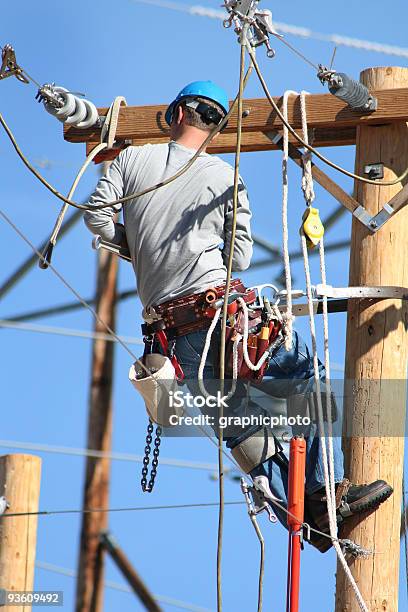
[174,328,344,529]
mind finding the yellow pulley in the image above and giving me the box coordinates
[301,206,324,248]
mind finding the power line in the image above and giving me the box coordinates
[0,207,139,363]
[0,440,234,472]
[2,500,244,518]
[36,560,212,612]
[129,0,408,59]
[0,319,143,345]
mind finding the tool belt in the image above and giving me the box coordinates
[142,279,283,384]
[152,279,256,336]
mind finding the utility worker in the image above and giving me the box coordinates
[84,80,392,551]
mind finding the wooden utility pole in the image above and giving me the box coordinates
[0,455,42,607]
[335,67,408,612]
[76,192,118,612]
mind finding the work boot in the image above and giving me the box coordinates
[305,478,393,553]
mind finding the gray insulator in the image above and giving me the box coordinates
[329,73,376,111]
[44,86,76,121]
[64,96,88,125]
[74,98,98,129]
[43,85,99,129]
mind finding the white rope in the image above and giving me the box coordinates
[299,92,315,206]
[197,309,238,401]
[300,89,335,510]
[299,92,368,611]
[282,90,298,351]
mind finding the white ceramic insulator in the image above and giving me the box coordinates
[64,96,88,125]
[44,86,76,122]
[43,85,99,129]
[74,98,99,129]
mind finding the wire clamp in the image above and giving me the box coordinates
[340,538,372,559]
[223,0,280,57]
[0,44,29,84]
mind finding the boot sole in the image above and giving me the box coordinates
[347,483,393,515]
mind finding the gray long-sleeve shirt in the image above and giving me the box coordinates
[84,141,253,307]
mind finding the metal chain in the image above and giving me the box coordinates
[140,419,162,493]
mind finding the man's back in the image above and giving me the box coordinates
[84,141,253,307]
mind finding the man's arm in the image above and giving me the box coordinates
[83,151,126,244]
[222,177,253,271]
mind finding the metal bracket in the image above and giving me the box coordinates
[353,203,396,233]
[0,44,28,84]
[364,163,384,180]
[313,284,408,301]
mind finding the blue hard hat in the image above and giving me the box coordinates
[165,80,229,126]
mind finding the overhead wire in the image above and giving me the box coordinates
[0,207,160,380]
[0,440,236,472]
[0,319,143,345]
[0,69,251,212]
[245,44,408,187]
[36,560,212,612]
[1,500,245,518]
[128,0,408,59]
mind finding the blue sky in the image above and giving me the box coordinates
[1,1,408,610]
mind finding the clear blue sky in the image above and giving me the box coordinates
[1,1,408,610]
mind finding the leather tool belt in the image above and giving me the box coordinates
[142,279,283,384]
[153,279,257,337]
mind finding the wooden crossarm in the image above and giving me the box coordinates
[64,87,408,155]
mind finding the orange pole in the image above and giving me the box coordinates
[286,436,307,612]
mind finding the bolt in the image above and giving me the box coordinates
[242,109,250,118]
[370,220,378,229]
